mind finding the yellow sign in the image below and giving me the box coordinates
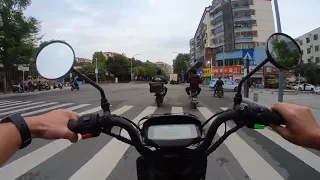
[202,68,211,77]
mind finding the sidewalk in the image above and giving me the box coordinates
[0,86,70,98]
[244,91,320,124]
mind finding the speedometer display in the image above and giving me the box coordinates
[147,124,198,140]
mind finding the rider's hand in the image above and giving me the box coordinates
[270,102,320,148]
[25,109,80,143]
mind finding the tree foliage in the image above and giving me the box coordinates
[270,37,300,69]
[0,0,42,92]
[172,53,189,78]
[293,62,320,85]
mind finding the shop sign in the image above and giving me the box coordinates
[212,66,241,75]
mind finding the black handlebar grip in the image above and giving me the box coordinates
[67,120,80,133]
[268,110,285,126]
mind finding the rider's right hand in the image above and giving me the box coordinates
[270,102,320,149]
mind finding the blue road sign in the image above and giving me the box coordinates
[198,69,203,74]
[242,49,254,64]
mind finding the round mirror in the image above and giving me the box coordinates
[266,33,302,70]
[35,41,75,80]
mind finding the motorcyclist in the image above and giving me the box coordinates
[73,78,79,87]
[185,69,202,97]
[213,76,224,97]
[151,70,168,99]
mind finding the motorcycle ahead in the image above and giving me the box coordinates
[34,33,302,180]
[71,83,80,91]
[149,82,165,107]
[189,91,198,109]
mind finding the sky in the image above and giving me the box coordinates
[25,0,320,65]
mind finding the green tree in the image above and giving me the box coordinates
[293,62,320,85]
[78,63,96,81]
[144,62,160,78]
[132,65,146,78]
[270,37,300,69]
[0,0,42,92]
[106,54,130,79]
[92,51,107,81]
[172,53,189,79]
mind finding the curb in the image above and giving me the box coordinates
[0,88,70,98]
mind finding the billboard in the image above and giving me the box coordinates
[212,66,241,75]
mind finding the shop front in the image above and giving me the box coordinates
[263,66,291,89]
[241,66,264,86]
[212,66,242,82]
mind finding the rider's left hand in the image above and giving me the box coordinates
[25,109,80,143]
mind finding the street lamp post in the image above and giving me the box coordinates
[131,54,141,82]
[274,0,284,102]
[95,58,98,84]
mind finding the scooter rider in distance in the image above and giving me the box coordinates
[185,69,202,97]
[151,70,168,102]
[213,76,224,97]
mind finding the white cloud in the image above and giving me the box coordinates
[25,0,320,65]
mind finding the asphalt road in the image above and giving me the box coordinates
[0,84,320,180]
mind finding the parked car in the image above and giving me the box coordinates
[314,87,320,94]
[209,78,238,92]
[293,83,315,91]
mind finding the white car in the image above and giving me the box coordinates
[293,83,315,91]
[209,79,238,92]
[314,87,320,94]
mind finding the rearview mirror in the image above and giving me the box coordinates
[266,33,302,70]
[35,41,75,80]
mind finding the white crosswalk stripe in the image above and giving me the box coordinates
[0,100,319,180]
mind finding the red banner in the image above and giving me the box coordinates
[212,66,241,75]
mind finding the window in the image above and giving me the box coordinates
[315,45,319,52]
[316,57,320,63]
[314,34,318,40]
[301,50,304,55]
[306,37,310,43]
[307,48,311,54]
[300,40,303,45]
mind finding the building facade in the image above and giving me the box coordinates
[76,57,92,63]
[211,0,275,53]
[102,52,120,59]
[295,27,320,64]
[188,0,276,85]
[155,61,173,75]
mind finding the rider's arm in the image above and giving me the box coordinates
[0,110,79,166]
[271,102,320,150]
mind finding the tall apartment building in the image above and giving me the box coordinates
[155,61,173,75]
[295,27,320,64]
[189,6,212,67]
[211,0,275,52]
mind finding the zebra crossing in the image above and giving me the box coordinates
[0,100,320,180]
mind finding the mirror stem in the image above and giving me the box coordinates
[71,68,110,112]
[234,58,269,106]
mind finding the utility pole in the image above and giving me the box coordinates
[222,45,225,78]
[95,58,98,84]
[274,0,284,102]
[132,54,141,82]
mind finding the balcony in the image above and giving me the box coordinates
[233,16,251,21]
[215,41,225,47]
[232,6,250,11]
[212,11,222,20]
[235,37,253,43]
[214,31,224,37]
[234,26,252,32]
[212,21,223,29]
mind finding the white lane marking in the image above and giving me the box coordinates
[0,106,130,180]
[0,101,21,105]
[0,102,58,116]
[197,107,283,180]
[21,103,74,116]
[171,107,183,114]
[257,128,320,173]
[0,102,45,112]
[68,106,157,180]
[66,104,91,111]
[0,100,14,103]
[0,101,33,108]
